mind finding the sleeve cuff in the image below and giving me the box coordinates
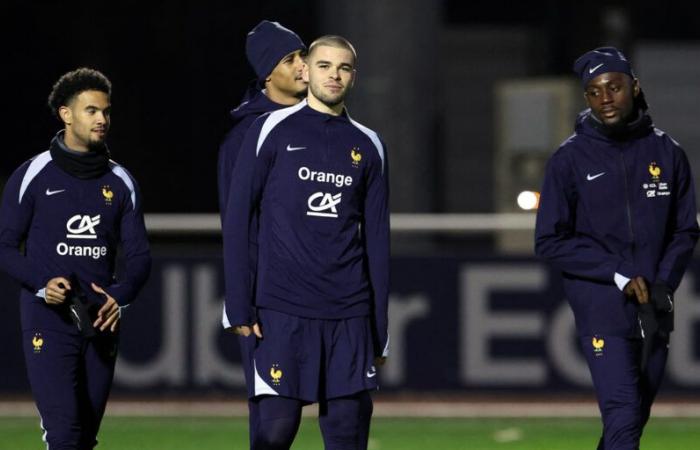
[614,272,631,291]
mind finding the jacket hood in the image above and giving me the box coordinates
[229,83,283,126]
[574,107,654,143]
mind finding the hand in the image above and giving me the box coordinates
[650,282,673,312]
[91,283,121,332]
[231,323,263,338]
[374,357,387,367]
[45,277,71,305]
[623,276,649,304]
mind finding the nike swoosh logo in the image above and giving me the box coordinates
[588,63,604,74]
[286,145,307,152]
[46,189,66,196]
[366,370,377,378]
[586,172,605,181]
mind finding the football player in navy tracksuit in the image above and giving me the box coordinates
[535,48,698,450]
[223,36,389,450]
[217,20,307,448]
[0,68,151,449]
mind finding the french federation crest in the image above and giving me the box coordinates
[351,147,362,168]
[102,185,114,205]
[32,333,44,353]
[592,336,604,357]
[270,364,283,386]
[648,162,661,182]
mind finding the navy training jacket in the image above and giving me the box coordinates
[222,100,390,357]
[218,85,291,220]
[0,138,151,334]
[535,110,699,337]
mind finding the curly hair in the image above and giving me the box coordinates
[47,68,112,118]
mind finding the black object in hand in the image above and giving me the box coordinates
[65,275,96,338]
[638,303,658,372]
[650,282,673,313]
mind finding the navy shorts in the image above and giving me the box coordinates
[249,308,378,402]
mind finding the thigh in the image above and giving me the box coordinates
[82,333,118,420]
[253,309,321,402]
[324,316,377,399]
[580,335,641,412]
[640,336,669,427]
[254,396,304,450]
[22,329,82,444]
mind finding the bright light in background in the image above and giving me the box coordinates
[517,191,540,210]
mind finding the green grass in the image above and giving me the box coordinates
[2,416,699,449]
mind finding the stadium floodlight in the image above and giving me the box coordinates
[516,191,540,211]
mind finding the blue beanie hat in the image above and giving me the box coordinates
[245,20,306,82]
[573,46,636,88]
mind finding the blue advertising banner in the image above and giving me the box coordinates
[2,256,700,395]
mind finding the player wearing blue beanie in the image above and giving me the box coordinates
[536,47,698,449]
[218,20,307,449]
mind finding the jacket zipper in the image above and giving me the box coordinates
[619,150,635,244]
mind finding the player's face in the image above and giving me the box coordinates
[303,45,355,108]
[267,49,307,99]
[60,90,111,151]
[584,72,639,127]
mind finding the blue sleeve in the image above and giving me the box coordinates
[103,175,152,306]
[535,150,633,282]
[222,118,275,327]
[217,126,247,224]
[0,163,51,291]
[655,146,699,290]
[363,142,390,358]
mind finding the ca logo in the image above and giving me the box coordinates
[66,214,100,239]
[306,192,342,218]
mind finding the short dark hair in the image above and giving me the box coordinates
[47,68,112,118]
[308,35,357,66]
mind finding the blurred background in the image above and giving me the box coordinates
[3,0,700,410]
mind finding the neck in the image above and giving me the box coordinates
[62,129,89,153]
[307,94,344,116]
[265,85,303,106]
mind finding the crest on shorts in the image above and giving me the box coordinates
[32,333,44,353]
[102,185,114,205]
[351,147,362,168]
[592,336,604,356]
[270,364,283,386]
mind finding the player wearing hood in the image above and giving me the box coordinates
[218,20,307,217]
[217,20,306,449]
[536,47,699,449]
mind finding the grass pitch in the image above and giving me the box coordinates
[1,416,699,449]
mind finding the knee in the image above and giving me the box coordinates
[255,417,299,450]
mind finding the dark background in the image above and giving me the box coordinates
[4,0,700,213]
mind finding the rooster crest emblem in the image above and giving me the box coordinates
[592,336,605,354]
[351,148,362,167]
[102,186,114,205]
[102,186,114,199]
[32,333,44,353]
[648,162,661,181]
[270,364,283,385]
